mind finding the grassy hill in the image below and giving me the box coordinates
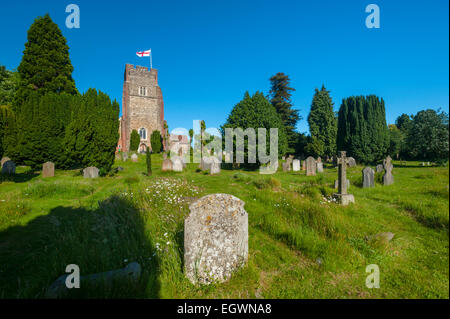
[0,154,448,298]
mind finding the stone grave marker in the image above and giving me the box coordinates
[184,194,248,285]
[42,162,55,178]
[362,167,375,188]
[292,159,300,172]
[333,151,355,205]
[383,155,394,185]
[131,153,138,162]
[306,156,316,176]
[1,160,15,175]
[83,167,99,178]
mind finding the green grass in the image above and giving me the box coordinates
[0,155,448,299]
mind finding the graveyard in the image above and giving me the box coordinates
[0,154,448,298]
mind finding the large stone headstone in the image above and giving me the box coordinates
[131,153,138,162]
[347,157,356,167]
[306,156,316,176]
[1,160,15,175]
[1,157,11,168]
[383,155,394,185]
[362,167,375,188]
[317,162,324,173]
[172,156,184,172]
[376,164,384,173]
[83,166,99,178]
[184,194,248,285]
[42,162,55,178]
[292,159,300,172]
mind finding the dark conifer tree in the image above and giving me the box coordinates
[268,73,299,154]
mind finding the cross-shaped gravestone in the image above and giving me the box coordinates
[334,151,355,205]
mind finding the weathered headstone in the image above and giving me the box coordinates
[210,158,221,175]
[362,167,375,188]
[333,151,355,205]
[376,164,384,173]
[421,162,425,166]
[317,162,324,173]
[1,160,15,175]
[45,262,141,298]
[172,156,184,172]
[317,157,322,163]
[42,162,55,178]
[281,156,286,161]
[184,194,248,285]
[427,162,430,166]
[162,158,173,172]
[292,159,300,172]
[282,162,291,172]
[122,152,128,161]
[131,153,138,162]
[306,156,316,176]
[1,156,11,168]
[383,156,394,185]
[83,166,99,178]
[347,157,356,167]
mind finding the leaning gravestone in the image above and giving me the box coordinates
[376,164,384,173]
[292,159,300,172]
[383,155,394,185]
[83,167,99,178]
[306,156,316,176]
[42,162,55,178]
[347,157,356,167]
[184,194,248,285]
[1,157,11,168]
[131,153,138,162]
[1,160,15,175]
[362,167,375,188]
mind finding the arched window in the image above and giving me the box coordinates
[139,128,147,140]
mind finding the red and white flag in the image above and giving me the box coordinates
[136,49,151,57]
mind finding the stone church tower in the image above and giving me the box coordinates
[117,64,166,153]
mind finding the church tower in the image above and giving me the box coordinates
[118,64,166,153]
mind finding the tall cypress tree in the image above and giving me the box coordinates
[14,14,77,108]
[268,73,299,154]
[307,85,337,159]
[337,95,389,163]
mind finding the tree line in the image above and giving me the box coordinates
[0,14,119,173]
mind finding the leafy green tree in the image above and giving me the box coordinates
[129,129,140,152]
[395,113,413,133]
[222,91,288,169]
[0,66,19,105]
[268,73,299,154]
[146,147,152,176]
[304,136,324,158]
[63,89,119,171]
[150,130,162,153]
[14,14,77,108]
[337,95,389,163]
[388,124,404,159]
[307,85,337,158]
[406,109,449,163]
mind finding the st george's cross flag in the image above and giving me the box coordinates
[136,49,151,57]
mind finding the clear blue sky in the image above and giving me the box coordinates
[0,0,448,134]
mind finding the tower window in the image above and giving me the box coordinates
[139,128,147,140]
[139,86,147,96]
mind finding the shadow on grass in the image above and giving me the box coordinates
[0,170,40,183]
[0,196,160,299]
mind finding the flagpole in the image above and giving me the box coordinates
[150,50,153,70]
